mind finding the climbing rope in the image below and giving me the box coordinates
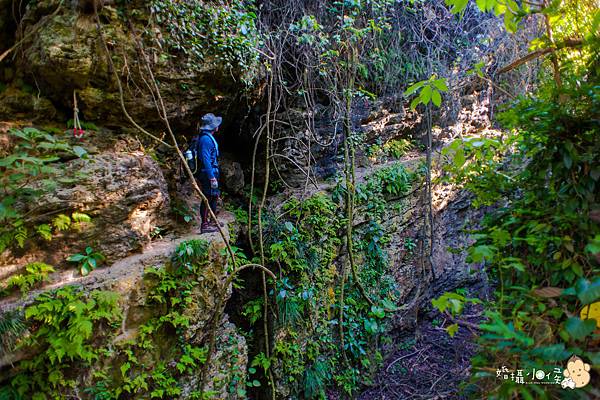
[72,90,85,140]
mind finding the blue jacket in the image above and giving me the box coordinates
[192,130,219,179]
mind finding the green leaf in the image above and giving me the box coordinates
[364,319,379,334]
[36,224,53,241]
[53,214,71,231]
[431,90,442,107]
[475,0,487,11]
[420,85,433,104]
[432,79,449,92]
[371,305,385,319]
[120,362,131,377]
[403,81,425,96]
[431,297,447,313]
[381,298,398,311]
[576,278,600,305]
[72,146,87,158]
[506,0,519,13]
[563,152,573,169]
[503,11,518,33]
[67,254,85,262]
[446,323,459,337]
[469,245,497,263]
[564,317,596,341]
[71,212,91,223]
[453,148,466,168]
[410,97,421,110]
[446,0,469,14]
[530,343,571,361]
[585,235,600,254]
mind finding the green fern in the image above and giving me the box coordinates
[14,226,27,248]
[71,212,92,231]
[172,239,209,272]
[36,224,52,241]
[71,212,91,223]
[0,310,26,356]
[4,262,55,296]
[52,214,71,231]
[304,359,328,399]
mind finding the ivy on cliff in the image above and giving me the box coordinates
[149,0,262,85]
[0,239,245,400]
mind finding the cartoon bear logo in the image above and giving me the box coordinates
[561,355,591,389]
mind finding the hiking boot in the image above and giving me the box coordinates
[201,223,219,234]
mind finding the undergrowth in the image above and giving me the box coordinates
[243,162,418,398]
[0,239,245,399]
[442,79,599,398]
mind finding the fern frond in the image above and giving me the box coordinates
[0,310,26,356]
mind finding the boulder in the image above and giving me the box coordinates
[0,150,170,268]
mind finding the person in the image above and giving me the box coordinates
[189,113,222,233]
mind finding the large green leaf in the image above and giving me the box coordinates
[530,343,571,361]
[71,146,87,158]
[420,85,433,104]
[445,0,469,14]
[67,254,85,262]
[576,278,600,305]
[403,81,426,96]
[564,317,596,341]
[410,96,420,110]
[432,79,449,92]
[431,90,442,107]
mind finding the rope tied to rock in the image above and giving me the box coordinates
[72,90,85,140]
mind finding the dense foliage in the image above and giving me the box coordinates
[1,0,598,398]
[439,0,599,397]
[240,162,420,398]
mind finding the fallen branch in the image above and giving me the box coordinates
[386,346,429,372]
[444,311,481,331]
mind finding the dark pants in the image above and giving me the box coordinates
[197,170,219,225]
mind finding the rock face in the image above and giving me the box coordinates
[0,0,259,128]
[220,153,245,194]
[0,86,57,120]
[0,150,170,268]
[270,99,424,187]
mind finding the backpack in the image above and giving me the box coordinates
[184,136,200,175]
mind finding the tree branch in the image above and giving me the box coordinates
[497,38,584,75]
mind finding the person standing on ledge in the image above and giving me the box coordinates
[188,113,222,233]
